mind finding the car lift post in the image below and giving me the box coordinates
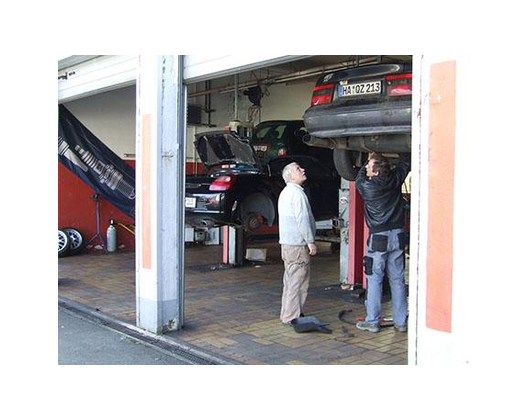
[349,181,367,289]
[223,225,245,266]
[339,180,366,293]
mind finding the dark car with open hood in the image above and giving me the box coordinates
[185,122,339,232]
[303,56,412,180]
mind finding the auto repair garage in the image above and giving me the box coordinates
[58,54,527,367]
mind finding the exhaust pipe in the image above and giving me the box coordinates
[303,134,337,148]
[304,134,411,153]
[200,220,215,228]
[346,134,411,153]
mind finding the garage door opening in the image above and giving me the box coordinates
[181,55,413,364]
[58,55,416,365]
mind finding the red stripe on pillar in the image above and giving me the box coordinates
[426,61,456,332]
[141,114,152,270]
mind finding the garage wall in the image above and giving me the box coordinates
[259,80,316,121]
[186,77,317,162]
[58,86,137,251]
[58,161,136,250]
[58,72,317,252]
[62,86,137,160]
[62,77,317,164]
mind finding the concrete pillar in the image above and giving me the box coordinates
[135,56,186,334]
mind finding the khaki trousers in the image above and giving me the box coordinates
[280,245,310,323]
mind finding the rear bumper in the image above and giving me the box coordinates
[185,212,233,229]
[303,101,412,139]
[184,191,233,228]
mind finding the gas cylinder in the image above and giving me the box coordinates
[107,219,117,253]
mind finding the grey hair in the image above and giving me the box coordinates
[282,162,298,183]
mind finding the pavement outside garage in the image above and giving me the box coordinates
[58,241,408,365]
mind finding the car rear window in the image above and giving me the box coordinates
[254,124,287,142]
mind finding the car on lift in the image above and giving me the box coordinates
[303,58,412,180]
[185,122,339,232]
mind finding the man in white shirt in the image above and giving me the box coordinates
[278,162,317,324]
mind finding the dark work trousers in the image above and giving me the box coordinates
[364,228,407,327]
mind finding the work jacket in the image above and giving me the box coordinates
[355,158,411,234]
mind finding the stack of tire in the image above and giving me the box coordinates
[58,228,85,257]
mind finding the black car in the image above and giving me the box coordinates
[303,60,412,180]
[251,120,332,167]
[185,125,339,232]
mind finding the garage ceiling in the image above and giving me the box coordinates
[223,55,410,77]
[187,55,412,99]
[58,55,412,103]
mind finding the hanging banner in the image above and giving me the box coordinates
[58,104,135,218]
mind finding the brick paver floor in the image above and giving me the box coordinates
[58,240,408,365]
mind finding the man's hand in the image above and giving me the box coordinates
[308,243,317,256]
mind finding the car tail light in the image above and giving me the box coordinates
[209,175,236,191]
[278,147,287,157]
[310,84,334,106]
[385,73,412,96]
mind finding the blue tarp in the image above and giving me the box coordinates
[58,105,135,218]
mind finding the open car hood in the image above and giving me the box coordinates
[194,131,261,170]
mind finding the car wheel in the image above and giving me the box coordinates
[63,227,84,255]
[242,212,264,232]
[58,229,71,258]
[333,149,361,181]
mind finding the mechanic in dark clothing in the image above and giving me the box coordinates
[355,153,411,333]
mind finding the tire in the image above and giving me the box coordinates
[58,229,71,258]
[333,149,361,181]
[63,227,85,255]
[237,193,275,232]
[242,212,263,232]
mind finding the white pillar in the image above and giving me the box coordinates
[408,55,471,364]
[135,55,186,334]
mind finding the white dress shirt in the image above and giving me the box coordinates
[278,183,316,246]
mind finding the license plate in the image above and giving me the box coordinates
[254,145,268,158]
[185,197,197,208]
[339,81,381,97]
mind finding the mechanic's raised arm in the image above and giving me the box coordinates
[395,153,411,184]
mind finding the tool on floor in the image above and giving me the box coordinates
[336,325,355,339]
[291,316,332,334]
[338,309,394,327]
